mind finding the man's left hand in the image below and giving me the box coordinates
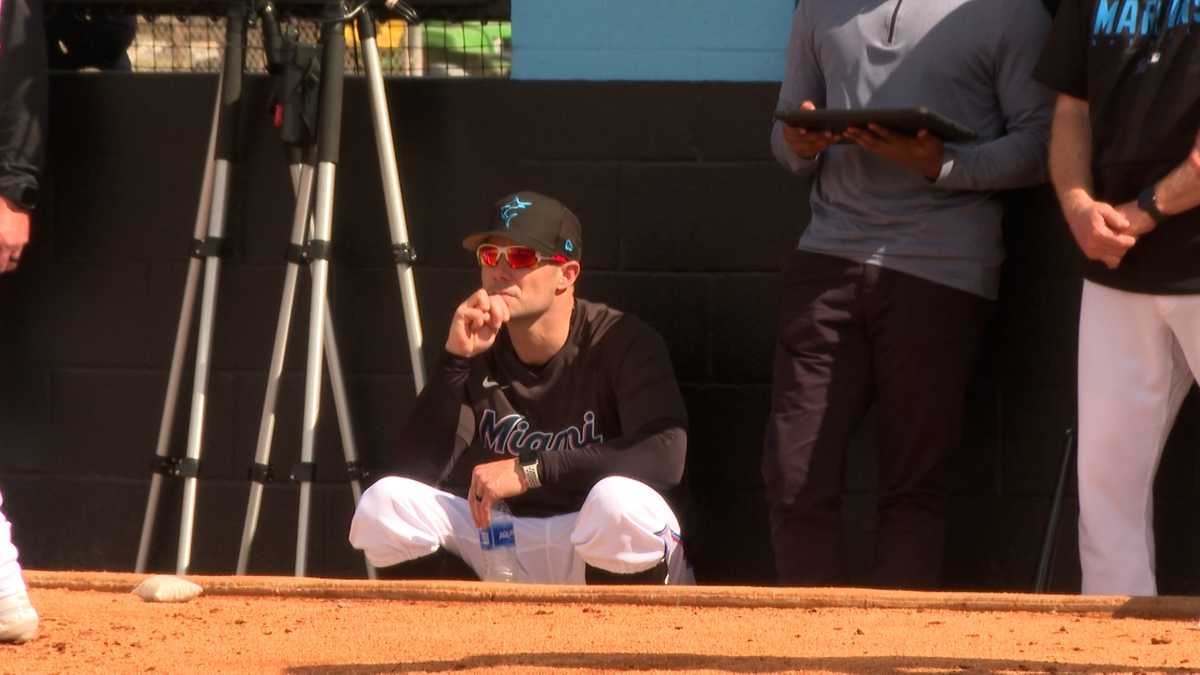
[844,124,945,180]
[468,458,526,528]
[0,198,30,274]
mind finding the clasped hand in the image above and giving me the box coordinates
[1062,191,1154,270]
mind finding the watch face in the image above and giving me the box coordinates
[0,186,36,213]
[15,186,37,212]
[1138,187,1164,222]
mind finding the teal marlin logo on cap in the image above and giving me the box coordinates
[564,239,575,253]
[500,196,533,228]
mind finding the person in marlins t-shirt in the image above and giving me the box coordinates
[350,191,693,584]
[1035,0,1200,595]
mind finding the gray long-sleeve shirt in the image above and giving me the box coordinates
[772,0,1054,299]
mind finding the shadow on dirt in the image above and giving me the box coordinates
[287,651,1196,673]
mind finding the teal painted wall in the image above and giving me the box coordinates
[512,0,794,81]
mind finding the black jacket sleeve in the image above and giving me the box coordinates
[392,350,473,484]
[0,0,48,213]
[538,324,688,494]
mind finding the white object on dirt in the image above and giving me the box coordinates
[132,575,203,603]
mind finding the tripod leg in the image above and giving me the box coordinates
[176,5,248,576]
[136,73,224,574]
[357,11,427,392]
[272,164,377,578]
[295,4,347,577]
[235,160,316,575]
[1035,427,1076,592]
[321,301,377,579]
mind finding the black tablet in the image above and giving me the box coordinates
[774,107,978,143]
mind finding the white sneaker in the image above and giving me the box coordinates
[0,592,38,644]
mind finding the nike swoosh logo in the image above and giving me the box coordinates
[482,377,504,389]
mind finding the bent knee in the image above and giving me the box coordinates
[356,476,427,515]
[575,476,676,541]
[572,476,680,574]
[580,476,661,520]
[351,476,443,542]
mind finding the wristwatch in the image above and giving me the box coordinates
[1137,185,1167,224]
[518,450,542,489]
[0,184,38,213]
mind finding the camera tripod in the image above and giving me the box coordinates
[135,0,428,577]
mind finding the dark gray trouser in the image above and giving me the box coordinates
[762,250,992,589]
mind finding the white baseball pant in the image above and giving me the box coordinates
[1077,280,1200,596]
[349,475,693,584]
[0,490,27,601]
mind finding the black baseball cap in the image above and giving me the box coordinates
[462,191,583,261]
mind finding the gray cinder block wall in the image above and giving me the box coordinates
[1,73,1197,592]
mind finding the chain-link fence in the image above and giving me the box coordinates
[128,15,509,75]
[45,5,510,77]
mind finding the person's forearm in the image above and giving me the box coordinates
[934,128,1049,191]
[935,79,1054,191]
[1048,94,1095,209]
[0,0,48,210]
[1148,137,1200,217]
[538,326,687,492]
[771,121,820,176]
[395,350,471,480]
[772,2,824,177]
[936,4,1053,192]
[537,424,686,493]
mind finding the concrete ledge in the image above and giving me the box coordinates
[24,570,1200,619]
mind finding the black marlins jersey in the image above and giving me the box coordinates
[1036,0,1200,293]
[394,299,688,518]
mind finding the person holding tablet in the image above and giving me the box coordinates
[764,0,1054,588]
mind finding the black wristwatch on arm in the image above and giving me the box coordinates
[0,184,38,213]
[1137,185,1167,224]
[518,450,542,489]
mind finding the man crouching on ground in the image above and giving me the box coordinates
[349,191,693,584]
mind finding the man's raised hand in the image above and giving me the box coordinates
[445,289,512,358]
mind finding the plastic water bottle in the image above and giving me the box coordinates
[478,501,518,582]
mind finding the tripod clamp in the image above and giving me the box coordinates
[283,461,371,482]
[150,456,201,479]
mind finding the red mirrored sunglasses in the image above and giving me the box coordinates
[476,244,567,269]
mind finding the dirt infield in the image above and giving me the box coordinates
[3,572,1199,674]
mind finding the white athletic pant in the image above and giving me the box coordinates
[1077,281,1200,596]
[349,475,693,584]
[0,489,27,601]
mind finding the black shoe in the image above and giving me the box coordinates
[585,559,668,585]
[374,549,476,581]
